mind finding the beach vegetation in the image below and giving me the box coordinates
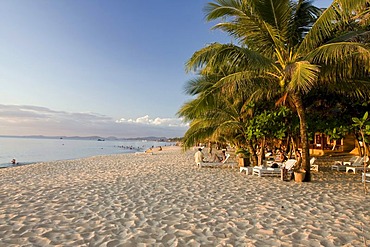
[180,0,370,182]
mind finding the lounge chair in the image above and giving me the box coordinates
[331,156,360,171]
[202,153,232,168]
[362,172,370,182]
[253,159,296,177]
[240,166,253,175]
[265,160,283,167]
[310,157,318,171]
[135,151,153,155]
[346,157,366,174]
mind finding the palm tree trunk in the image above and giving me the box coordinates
[246,141,258,166]
[291,93,311,182]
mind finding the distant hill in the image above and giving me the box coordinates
[0,135,176,142]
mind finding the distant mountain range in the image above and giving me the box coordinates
[0,135,174,142]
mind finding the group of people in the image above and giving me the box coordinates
[194,144,303,170]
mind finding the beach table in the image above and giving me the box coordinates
[346,166,366,174]
[239,166,253,175]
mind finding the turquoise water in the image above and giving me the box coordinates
[0,137,173,168]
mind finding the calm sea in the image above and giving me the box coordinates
[0,137,174,168]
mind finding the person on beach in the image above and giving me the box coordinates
[210,150,227,162]
[279,152,287,162]
[11,158,16,164]
[208,141,213,158]
[219,150,227,162]
[194,148,204,168]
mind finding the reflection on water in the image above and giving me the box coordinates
[0,137,173,167]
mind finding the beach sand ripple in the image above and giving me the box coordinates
[0,146,369,246]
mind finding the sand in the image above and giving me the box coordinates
[0,146,369,246]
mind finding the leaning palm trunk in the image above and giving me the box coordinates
[291,93,311,181]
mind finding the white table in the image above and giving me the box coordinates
[239,167,253,175]
[346,166,365,174]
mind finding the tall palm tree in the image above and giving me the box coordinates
[186,0,370,181]
[178,74,258,160]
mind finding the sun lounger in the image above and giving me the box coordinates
[345,157,365,174]
[332,156,360,171]
[240,166,253,174]
[252,166,281,177]
[202,153,231,168]
[135,151,153,155]
[253,159,296,177]
[266,160,283,167]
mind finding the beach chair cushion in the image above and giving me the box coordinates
[284,159,297,170]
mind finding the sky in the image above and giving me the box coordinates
[0,0,332,138]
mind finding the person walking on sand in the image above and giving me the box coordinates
[194,148,204,168]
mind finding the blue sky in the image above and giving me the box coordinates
[0,0,332,138]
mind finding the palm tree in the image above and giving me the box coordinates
[178,74,260,163]
[185,0,370,181]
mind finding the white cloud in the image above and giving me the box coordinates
[115,115,188,127]
[0,104,188,138]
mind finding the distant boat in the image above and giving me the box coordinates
[97,139,105,141]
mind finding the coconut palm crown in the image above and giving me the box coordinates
[182,0,370,181]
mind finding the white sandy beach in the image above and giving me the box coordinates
[0,146,369,246]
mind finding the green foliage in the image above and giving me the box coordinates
[235,148,250,158]
[323,126,349,143]
[179,0,370,156]
[352,112,370,129]
[244,107,294,142]
[352,111,370,144]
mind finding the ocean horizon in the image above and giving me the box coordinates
[0,136,174,168]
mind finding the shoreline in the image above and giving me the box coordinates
[0,146,369,246]
[0,146,170,169]
[0,135,174,167]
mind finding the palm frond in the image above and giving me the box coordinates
[204,0,246,21]
[298,0,369,54]
[182,120,219,149]
[287,0,322,46]
[287,61,320,94]
[306,42,370,73]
